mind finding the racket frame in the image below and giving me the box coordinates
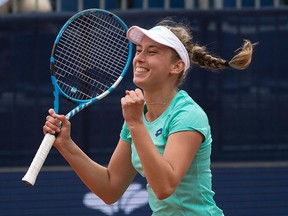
[50,9,133,119]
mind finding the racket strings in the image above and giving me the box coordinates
[59,17,125,95]
[53,11,130,101]
[62,24,128,69]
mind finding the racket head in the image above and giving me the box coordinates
[50,9,132,107]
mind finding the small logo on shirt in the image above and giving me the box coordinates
[155,128,163,137]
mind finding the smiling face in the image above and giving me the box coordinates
[132,35,184,92]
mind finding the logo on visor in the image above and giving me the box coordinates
[151,26,162,31]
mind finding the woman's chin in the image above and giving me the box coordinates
[133,77,145,87]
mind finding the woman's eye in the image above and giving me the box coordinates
[148,50,157,54]
[135,48,157,55]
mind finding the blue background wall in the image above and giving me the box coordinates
[1,166,288,216]
[0,9,288,166]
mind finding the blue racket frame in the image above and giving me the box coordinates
[50,9,133,120]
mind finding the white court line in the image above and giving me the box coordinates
[1,162,288,173]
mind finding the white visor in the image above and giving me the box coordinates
[127,25,190,73]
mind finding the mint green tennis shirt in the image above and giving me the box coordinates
[120,90,224,216]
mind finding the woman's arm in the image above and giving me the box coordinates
[121,90,202,200]
[44,109,137,204]
[129,123,202,200]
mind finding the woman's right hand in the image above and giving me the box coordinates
[43,109,72,149]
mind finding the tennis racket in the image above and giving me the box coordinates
[22,9,132,186]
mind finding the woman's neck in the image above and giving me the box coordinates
[144,89,177,122]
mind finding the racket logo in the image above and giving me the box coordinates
[83,182,148,215]
[70,87,77,94]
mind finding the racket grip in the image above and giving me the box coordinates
[22,133,56,186]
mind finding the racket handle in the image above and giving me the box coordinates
[22,133,56,186]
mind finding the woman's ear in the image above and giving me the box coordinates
[171,60,185,75]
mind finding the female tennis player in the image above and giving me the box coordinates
[44,19,254,215]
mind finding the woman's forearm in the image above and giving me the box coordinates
[55,141,115,203]
[128,123,176,199]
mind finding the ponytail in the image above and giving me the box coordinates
[192,40,255,71]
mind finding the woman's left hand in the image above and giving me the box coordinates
[121,88,144,127]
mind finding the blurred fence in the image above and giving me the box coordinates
[0,9,288,167]
[3,0,288,13]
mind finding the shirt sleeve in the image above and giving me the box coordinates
[167,103,211,142]
[120,121,132,143]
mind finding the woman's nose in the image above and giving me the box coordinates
[134,51,145,62]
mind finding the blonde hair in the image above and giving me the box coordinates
[156,19,255,85]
